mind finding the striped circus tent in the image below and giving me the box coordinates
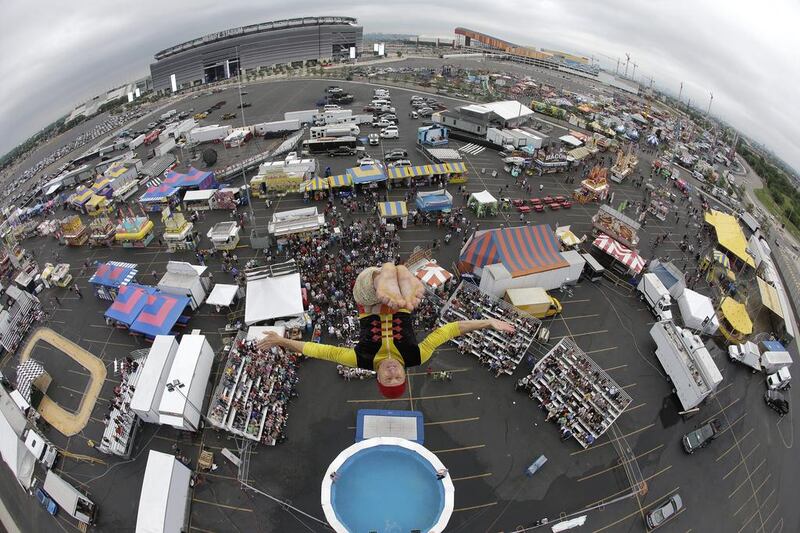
[460,225,568,277]
[592,234,646,274]
[328,174,352,188]
[414,261,453,288]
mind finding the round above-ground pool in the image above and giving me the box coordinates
[321,437,454,533]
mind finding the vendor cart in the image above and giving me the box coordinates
[88,217,116,247]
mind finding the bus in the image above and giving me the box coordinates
[302,136,358,155]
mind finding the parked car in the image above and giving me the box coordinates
[646,494,682,529]
[681,419,722,453]
[237,102,251,109]
[327,146,356,157]
[35,488,58,516]
[372,119,393,128]
[418,107,434,117]
[368,133,380,146]
[388,159,412,168]
[147,122,158,129]
[222,113,236,120]
[380,128,399,139]
[379,113,398,122]
[384,149,408,161]
[765,390,789,416]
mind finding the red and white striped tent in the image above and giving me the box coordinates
[414,261,453,288]
[592,234,646,274]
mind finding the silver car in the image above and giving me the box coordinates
[646,494,682,529]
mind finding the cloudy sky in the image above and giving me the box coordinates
[2,0,798,170]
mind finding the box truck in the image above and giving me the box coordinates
[309,125,360,139]
[504,287,562,318]
[637,273,673,321]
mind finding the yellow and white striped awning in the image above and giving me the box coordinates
[378,201,408,218]
[305,177,330,191]
[328,174,353,188]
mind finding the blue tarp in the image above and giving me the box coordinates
[761,340,786,352]
[163,167,217,190]
[129,292,191,337]
[104,284,156,326]
[415,193,452,212]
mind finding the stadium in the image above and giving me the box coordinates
[149,16,362,92]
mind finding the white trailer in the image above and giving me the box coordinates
[254,119,301,136]
[43,471,97,525]
[313,109,352,125]
[650,321,723,410]
[154,138,176,157]
[158,334,214,432]
[487,128,514,147]
[136,450,192,533]
[309,125,360,139]
[130,336,179,424]
[129,134,146,150]
[187,125,232,144]
[761,351,792,374]
[637,273,673,321]
[284,109,318,124]
[160,109,177,121]
[727,341,761,372]
[479,250,584,297]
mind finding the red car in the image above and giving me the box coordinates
[549,202,561,210]
[529,198,543,206]
[517,205,532,213]
[543,195,554,204]
[533,204,545,212]
[560,200,572,209]
[511,199,525,207]
[554,195,566,203]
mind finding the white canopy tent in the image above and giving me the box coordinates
[205,284,242,308]
[469,190,497,205]
[245,272,304,325]
[130,336,179,424]
[158,335,214,431]
[677,289,719,335]
[136,450,192,533]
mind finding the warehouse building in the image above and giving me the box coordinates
[150,16,362,93]
[433,100,534,136]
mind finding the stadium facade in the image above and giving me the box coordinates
[150,16,362,92]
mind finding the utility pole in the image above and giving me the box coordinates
[624,53,630,78]
[631,62,638,80]
[707,91,714,116]
[615,58,620,75]
[678,82,683,103]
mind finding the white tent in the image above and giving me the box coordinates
[157,261,209,310]
[0,387,35,489]
[469,190,497,205]
[158,335,214,431]
[245,272,304,325]
[205,284,242,308]
[678,289,719,335]
[136,450,192,533]
[130,336,179,424]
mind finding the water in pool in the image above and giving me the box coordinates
[332,445,445,532]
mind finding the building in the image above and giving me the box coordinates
[434,100,534,136]
[150,16,362,93]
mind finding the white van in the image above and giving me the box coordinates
[323,104,341,112]
[371,99,391,107]
[380,125,399,139]
[637,273,672,321]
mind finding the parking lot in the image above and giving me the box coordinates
[0,75,797,533]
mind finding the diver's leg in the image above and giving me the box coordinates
[373,263,405,309]
[397,265,425,311]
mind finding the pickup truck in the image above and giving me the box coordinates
[681,418,722,454]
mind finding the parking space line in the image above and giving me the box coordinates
[347,392,473,403]
[407,368,470,376]
[192,498,253,512]
[717,428,754,462]
[585,346,617,355]
[709,381,736,399]
[622,403,646,414]
[452,472,493,482]
[714,412,748,440]
[559,314,600,321]
[622,383,637,389]
[431,444,485,454]
[702,398,741,425]
[723,443,761,480]
[585,465,672,507]
[571,424,656,455]
[602,364,627,372]
[734,476,772,516]
[577,444,663,482]
[759,503,781,530]
[552,329,608,340]
[562,299,591,304]
[452,501,497,512]
[738,505,763,533]
[425,416,480,427]
[728,459,766,500]
[590,486,681,532]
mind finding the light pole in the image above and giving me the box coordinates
[165,379,209,432]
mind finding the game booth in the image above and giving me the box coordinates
[573,165,610,204]
[104,284,156,330]
[207,222,241,251]
[135,450,192,533]
[377,201,408,228]
[60,215,88,246]
[162,167,217,191]
[346,165,387,189]
[162,209,200,252]
[115,216,155,248]
[591,234,647,278]
[88,217,116,247]
[129,292,192,340]
[181,189,216,211]
[304,176,331,201]
[327,173,354,197]
[415,189,453,213]
[138,185,180,213]
[467,190,498,217]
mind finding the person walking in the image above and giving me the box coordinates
[539,183,544,192]
[73,284,83,299]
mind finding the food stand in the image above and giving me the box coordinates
[304,176,330,201]
[377,201,408,228]
[88,261,138,300]
[115,216,154,248]
[60,215,88,246]
[717,297,753,343]
[85,194,110,217]
[609,144,638,183]
[207,221,241,251]
[468,190,498,217]
[182,189,215,211]
[573,166,610,204]
[88,217,116,247]
[268,207,324,240]
[42,263,72,288]
[162,208,199,252]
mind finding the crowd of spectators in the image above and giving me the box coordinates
[98,356,141,457]
[516,338,630,448]
[440,282,540,376]
[208,339,300,446]
[337,364,376,380]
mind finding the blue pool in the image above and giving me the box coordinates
[331,444,446,532]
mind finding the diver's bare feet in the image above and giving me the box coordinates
[397,265,425,311]
[374,263,405,309]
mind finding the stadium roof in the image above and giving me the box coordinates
[155,17,359,60]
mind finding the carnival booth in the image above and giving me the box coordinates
[468,190,498,217]
[104,284,156,329]
[346,165,387,189]
[129,292,192,339]
[377,201,408,228]
[162,209,199,252]
[60,216,88,246]
[89,261,139,301]
[415,189,453,213]
[413,261,453,291]
[158,334,214,431]
[304,176,331,201]
[717,297,753,343]
[85,195,110,217]
[591,234,646,277]
[574,165,610,204]
[130,336,179,424]
[40,263,72,288]
[135,450,191,533]
[555,225,585,250]
[88,217,116,247]
[138,185,180,213]
[268,207,324,239]
[115,216,154,248]
[156,261,210,310]
[69,188,94,213]
[327,173,353,197]
[205,283,243,312]
[162,167,217,191]
[207,221,240,251]
[182,189,215,211]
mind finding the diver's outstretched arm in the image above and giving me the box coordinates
[257,331,358,366]
[417,318,515,364]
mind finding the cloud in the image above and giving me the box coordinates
[2,0,798,171]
